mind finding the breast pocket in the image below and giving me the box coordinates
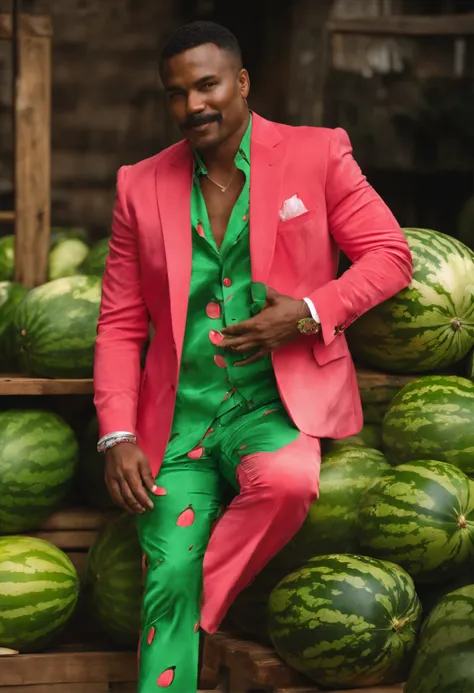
[273,210,318,285]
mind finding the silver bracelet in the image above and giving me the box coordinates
[97,435,137,453]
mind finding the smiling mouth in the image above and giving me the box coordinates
[187,120,217,132]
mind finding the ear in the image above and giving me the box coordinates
[238,68,250,99]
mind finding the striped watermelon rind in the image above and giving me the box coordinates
[357,459,474,583]
[0,235,14,281]
[0,281,28,370]
[348,228,474,373]
[0,409,79,532]
[48,238,89,281]
[283,447,391,560]
[0,535,79,652]
[382,375,474,477]
[405,584,474,693]
[268,553,422,688]
[80,237,110,276]
[83,513,142,646]
[13,275,102,378]
[323,423,383,454]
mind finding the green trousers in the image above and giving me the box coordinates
[136,399,320,692]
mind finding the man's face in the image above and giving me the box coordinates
[161,43,249,149]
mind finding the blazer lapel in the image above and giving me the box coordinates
[155,142,193,363]
[249,114,285,283]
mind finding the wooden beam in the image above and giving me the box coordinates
[0,376,93,395]
[14,31,51,287]
[327,13,474,36]
[0,211,15,223]
[0,14,53,39]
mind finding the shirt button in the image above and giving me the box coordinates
[223,278,232,287]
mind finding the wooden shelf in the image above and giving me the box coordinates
[0,12,52,39]
[327,13,474,36]
[0,374,94,395]
[0,210,15,223]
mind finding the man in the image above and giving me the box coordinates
[94,20,413,693]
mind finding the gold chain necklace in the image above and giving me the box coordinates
[205,168,237,193]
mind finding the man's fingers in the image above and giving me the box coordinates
[221,317,258,336]
[125,469,154,510]
[118,478,147,514]
[108,479,129,512]
[234,349,267,366]
[139,459,156,496]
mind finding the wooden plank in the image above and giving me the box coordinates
[0,685,109,693]
[0,651,137,686]
[14,32,51,287]
[327,13,474,36]
[0,211,15,223]
[0,376,94,395]
[0,14,53,39]
[24,530,99,550]
[40,507,116,531]
[357,368,414,394]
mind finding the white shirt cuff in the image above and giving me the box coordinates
[303,297,320,323]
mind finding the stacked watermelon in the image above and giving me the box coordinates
[79,237,110,276]
[83,513,142,646]
[348,228,474,373]
[0,409,79,532]
[13,275,102,378]
[0,535,80,652]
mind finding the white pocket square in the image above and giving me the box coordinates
[279,194,308,222]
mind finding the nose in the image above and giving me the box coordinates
[186,90,205,114]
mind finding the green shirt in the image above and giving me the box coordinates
[165,115,281,459]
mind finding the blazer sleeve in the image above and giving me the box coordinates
[93,165,150,437]
[307,128,413,345]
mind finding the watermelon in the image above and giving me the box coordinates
[48,237,89,280]
[268,554,421,689]
[76,417,114,509]
[466,348,474,380]
[0,281,28,371]
[382,375,474,477]
[0,409,78,532]
[0,535,79,651]
[323,424,382,453]
[83,513,142,646]
[358,459,474,583]
[283,448,391,560]
[405,585,474,693]
[13,275,102,378]
[347,228,474,373]
[0,235,14,281]
[80,237,110,276]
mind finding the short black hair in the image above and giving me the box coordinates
[159,21,242,70]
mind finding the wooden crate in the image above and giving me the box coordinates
[206,630,405,693]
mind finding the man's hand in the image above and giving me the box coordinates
[218,286,311,366]
[105,443,155,514]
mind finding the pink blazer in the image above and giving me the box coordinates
[94,112,413,477]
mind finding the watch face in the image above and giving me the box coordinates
[298,318,320,335]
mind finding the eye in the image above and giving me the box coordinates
[202,81,217,90]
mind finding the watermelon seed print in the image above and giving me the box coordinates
[187,446,204,459]
[214,354,226,369]
[196,222,205,238]
[206,302,221,319]
[177,505,195,527]
[157,666,176,687]
[147,626,155,645]
[194,621,200,633]
[189,544,194,551]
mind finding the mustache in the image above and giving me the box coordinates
[184,113,222,129]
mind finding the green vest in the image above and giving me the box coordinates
[166,115,281,458]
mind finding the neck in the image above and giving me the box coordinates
[198,110,250,173]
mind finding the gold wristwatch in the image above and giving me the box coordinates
[297,317,321,335]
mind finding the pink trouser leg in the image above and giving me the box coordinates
[200,433,320,633]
